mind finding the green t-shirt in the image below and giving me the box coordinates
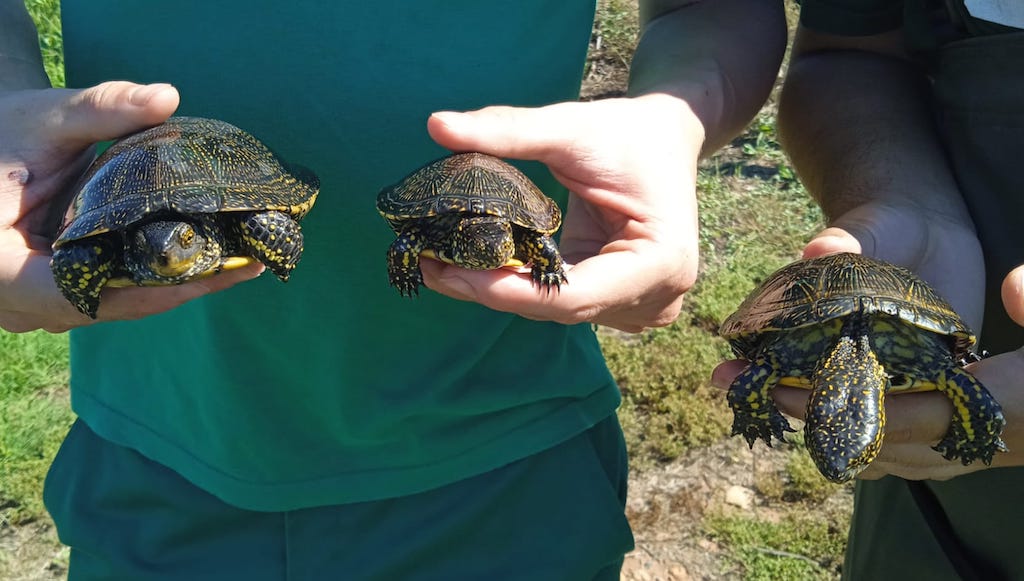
[61,0,619,511]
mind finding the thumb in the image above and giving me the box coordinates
[42,81,179,145]
[803,227,861,259]
[427,104,578,162]
[1001,265,1024,327]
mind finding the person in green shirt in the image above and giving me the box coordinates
[1,0,787,578]
[714,1,1024,578]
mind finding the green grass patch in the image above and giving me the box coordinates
[593,0,640,65]
[706,510,849,580]
[603,323,734,464]
[0,332,73,525]
[24,0,64,88]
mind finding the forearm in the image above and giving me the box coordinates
[631,0,787,156]
[777,29,971,224]
[0,0,50,90]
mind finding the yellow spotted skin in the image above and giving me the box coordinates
[721,253,1007,483]
[50,117,319,318]
[377,153,566,297]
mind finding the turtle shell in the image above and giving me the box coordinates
[53,116,319,248]
[375,152,561,234]
[720,252,975,359]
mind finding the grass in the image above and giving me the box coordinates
[0,332,72,526]
[705,509,848,580]
[4,0,850,579]
[24,0,64,88]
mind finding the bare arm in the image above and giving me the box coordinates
[0,0,51,89]
[778,27,970,223]
[634,0,788,155]
[778,25,984,324]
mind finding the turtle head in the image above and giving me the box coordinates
[127,219,220,282]
[805,322,888,483]
[438,215,515,270]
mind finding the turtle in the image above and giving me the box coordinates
[719,252,1006,483]
[376,152,567,297]
[50,116,319,319]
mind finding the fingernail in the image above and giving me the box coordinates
[431,111,469,129]
[129,83,174,106]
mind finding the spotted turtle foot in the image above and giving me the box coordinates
[530,265,568,295]
[386,228,425,298]
[51,239,117,319]
[238,210,304,281]
[515,230,566,294]
[933,367,1009,466]
[731,407,796,449]
[933,410,1008,466]
[727,358,795,448]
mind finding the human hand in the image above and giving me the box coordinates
[711,202,1016,480]
[0,81,263,333]
[420,94,701,333]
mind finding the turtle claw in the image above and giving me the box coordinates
[390,274,422,298]
[531,267,567,295]
[731,408,795,449]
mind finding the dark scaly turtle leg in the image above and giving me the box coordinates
[238,210,304,281]
[513,228,567,292]
[727,354,795,448]
[932,367,1007,465]
[387,223,426,297]
[50,239,117,319]
[805,332,888,483]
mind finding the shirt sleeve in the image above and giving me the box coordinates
[798,0,905,35]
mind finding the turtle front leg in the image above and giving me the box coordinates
[727,354,794,448]
[933,367,1007,465]
[513,229,567,292]
[238,210,304,281]
[50,239,117,319]
[386,224,426,297]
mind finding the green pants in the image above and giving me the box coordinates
[44,417,633,580]
[844,30,1024,581]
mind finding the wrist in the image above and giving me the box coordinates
[624,92,707,158]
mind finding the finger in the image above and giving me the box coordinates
[802,227,861,259]
[710,359,747,389]
[96,263,265,321]
[421,248,687,330]
[44,81,180,145]
[856,452,968,481]
[2,251,263,332]
[1001,265,1024,327]
[427,105,578,163]
[772,385,810,420]
[874,391,952,445]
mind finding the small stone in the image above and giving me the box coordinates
[725,485,756,509]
